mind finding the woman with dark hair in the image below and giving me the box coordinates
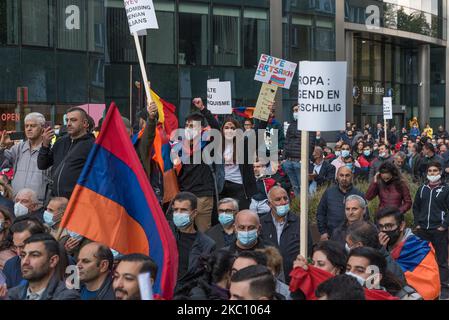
[346,247,421,299]
[365,161,412,214]
[0,206,14,270]
[173,249,235,300]
[217,117,258,210]
[293,240,347,276]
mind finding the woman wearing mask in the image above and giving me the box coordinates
[365,162,412,214]
[216,118,258,210]
[357,143,375,181]
[0,206,15,270]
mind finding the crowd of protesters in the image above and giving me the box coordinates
[0,100,448,300]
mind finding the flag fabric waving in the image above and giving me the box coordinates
[60,102,178,299]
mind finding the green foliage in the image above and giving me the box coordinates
[290,175,419,228]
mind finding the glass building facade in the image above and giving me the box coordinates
[0,0,448,131]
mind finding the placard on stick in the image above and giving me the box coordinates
[253,83,278,121]
[383,97,393,120]
[254,54,297,89]
[297,61,347,131]
[124,0,159,35]
[207,80,232,114]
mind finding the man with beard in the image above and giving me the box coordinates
[6,233,79,300]
[376,207,440,300]
[77,242,115,300]
[112,254,158,300]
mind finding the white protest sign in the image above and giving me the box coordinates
[207,80,232,114]
[123,0,159,35]
[137,272,154,300]
[383,97,393,120]
[254,54,297,89]
[297,61,347,131]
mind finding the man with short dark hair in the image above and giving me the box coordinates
[376,207,440,300]
[229,265,276,300]
[206,198,238,250]
[38,107,95,199]
[3,219,46,288]
[417,143,445,180]
[77,242,115,300]
[369,143,393,181]
[112,253,158,300]
[315,274,365,300]
[7,233,79,300]
[170,192,215,288]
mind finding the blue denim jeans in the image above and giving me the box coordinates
[283,160,300,197]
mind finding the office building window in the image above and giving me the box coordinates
[147,1,175,64]
[22,0,54,47]
[213,6,241,66]
[243,8,269,68]
[0,0,18,45]
[58,0,87,51]
[179,3,209,65]
[88,0,105,53]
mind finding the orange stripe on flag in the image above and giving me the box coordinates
[61,185,150,255]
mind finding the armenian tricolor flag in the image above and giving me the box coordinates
[232,106,255,119]
[60,102,179,299]
[391,230,440,300]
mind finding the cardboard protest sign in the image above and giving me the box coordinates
[297,61,347,131]
[123,0,159,35]
[207,80,232,114]
[253,83,278,121]
[254,54,297,89]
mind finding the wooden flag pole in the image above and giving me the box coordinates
[133,32,153,105]
[300,130,309,258]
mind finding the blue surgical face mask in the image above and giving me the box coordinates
[173,212,192,229]
[341,150,350,158]
[218,213,234,226]
[110,248,121,259]
[275,204,290,217]
[334,151,341,157]
[237,230,258,247]
[363,150,371,157]
[345,163,354,170]
[68,231,83,241]
[43,211,56,227]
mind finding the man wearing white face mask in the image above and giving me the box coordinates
[260,186,312,283]
[413,161,449,297]
[170,192,215,290]
[13,189,42,221]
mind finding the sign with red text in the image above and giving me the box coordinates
[254,54,297,89]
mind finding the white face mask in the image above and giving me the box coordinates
[14,202,29,217]
[427,175,441,183]
[293,112,299,121]
[0,191,4,197]
[54,129,60,135]
[346,271,366,286]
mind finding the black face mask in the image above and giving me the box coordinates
[384,228,401,246]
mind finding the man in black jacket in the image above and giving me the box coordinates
[413,161,449,294]
[77,242,115,300]
[38,107,95,200]
[206,198,238,250]
[260,186,312,283]
[282,104,316,197]
[7,233,79,300]
[170,192,215,289]
[309,146,336,194]
[316,166,369,241]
